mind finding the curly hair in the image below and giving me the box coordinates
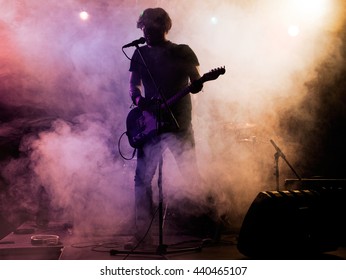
[137,8,172,33]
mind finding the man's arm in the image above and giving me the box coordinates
[129,71,150,109]
[129,71,142,106]
[190,65,203,94]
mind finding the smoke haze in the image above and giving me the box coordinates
[1,0,345,234]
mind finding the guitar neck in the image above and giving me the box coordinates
[162,85,191,109]
[158,66,225,110]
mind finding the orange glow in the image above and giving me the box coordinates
[297,0,329,19]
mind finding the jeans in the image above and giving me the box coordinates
[134,126,200,236]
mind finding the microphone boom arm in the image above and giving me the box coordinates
[122,37,146,49]
[270,139,301,191]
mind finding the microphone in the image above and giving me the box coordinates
[122,37,146,48]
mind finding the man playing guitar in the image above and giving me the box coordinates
[127,7,214,245]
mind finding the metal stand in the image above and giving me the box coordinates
[270,139,301,191]
[109,148,203,258]
[113,42,203,258]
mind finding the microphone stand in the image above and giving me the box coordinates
[112,42,203,257]
[270,139,301,191]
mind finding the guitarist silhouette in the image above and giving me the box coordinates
[126,7,225,245]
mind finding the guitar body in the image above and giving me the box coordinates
[126,107,158,148]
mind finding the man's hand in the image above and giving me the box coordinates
[190,79,203,94]
[137,96,150,110]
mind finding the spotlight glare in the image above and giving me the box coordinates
[210,16,218,25]
[300,0,328,18]
[79,11,89,21]
[288,25,300,37]
[291,0,329,21]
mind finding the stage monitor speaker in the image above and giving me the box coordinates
[284,178,346,190]
[237,189,346,258]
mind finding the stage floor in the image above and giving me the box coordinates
[1,220,346,260]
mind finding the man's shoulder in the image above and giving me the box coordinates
[166,41,195,57]
[167,41,191,50]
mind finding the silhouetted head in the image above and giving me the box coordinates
[137,8,172,46]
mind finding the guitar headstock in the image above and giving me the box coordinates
[201,66,226,82]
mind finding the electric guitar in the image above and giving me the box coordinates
[126,67,226,148]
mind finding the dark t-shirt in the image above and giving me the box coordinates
[129,41,199,131]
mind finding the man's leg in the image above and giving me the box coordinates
[134,140,162,240]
